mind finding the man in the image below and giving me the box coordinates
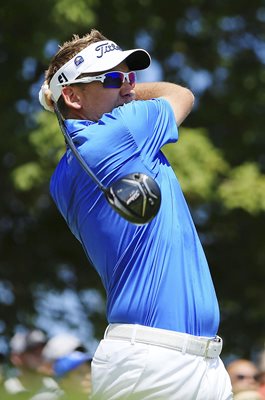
[52,351,92,399]
[41,333,86,363]
[257,350,265,399]
[227,359,261,397]
[31,333,91,400]
[233,392,263,400]
[39,29,232,399]
[3,329,60,399]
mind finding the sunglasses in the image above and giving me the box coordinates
[235,373,259,381]
[62,71,136,89]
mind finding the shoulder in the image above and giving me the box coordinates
[110,98,173,125]
[115,97,171,114]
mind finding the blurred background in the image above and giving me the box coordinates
[0,0,264,368]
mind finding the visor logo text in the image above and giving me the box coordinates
[95,42,121,59]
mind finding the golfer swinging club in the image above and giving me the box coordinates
[39,29,233,399]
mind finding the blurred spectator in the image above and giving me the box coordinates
[2,329,63,399]
[39,333,86,377]
[233,391,263,400]
[42,334,85,361]
[257,349,265,399]
[258,350,265,373]
[3,329,48,395]
[227,358,262,398]
[257,371,265,400]
[36,333,92,399]
[53,351,92,398]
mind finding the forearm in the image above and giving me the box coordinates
[135,82,183,100]
[135,82,195,126]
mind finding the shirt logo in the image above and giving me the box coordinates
[95,42,121,59]
[74,55,84,67]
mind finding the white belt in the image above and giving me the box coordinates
[105,324,222,359]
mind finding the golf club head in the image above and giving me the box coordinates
[105,173,161,225]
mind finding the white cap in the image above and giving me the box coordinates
[48,40,151,102]
[42,333,83,361]
[10,330,47,354]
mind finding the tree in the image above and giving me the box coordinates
[0,0,264,358]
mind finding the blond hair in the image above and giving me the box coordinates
[43,29,108,115]
[46,29,108,84]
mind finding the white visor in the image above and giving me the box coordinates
[49,40,151,102]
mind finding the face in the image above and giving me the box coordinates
[227,360,259,394]
[62,62,136,121]
[11,345,45,371]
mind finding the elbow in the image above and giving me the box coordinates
[175,88,195,126]
[185,87,195,111]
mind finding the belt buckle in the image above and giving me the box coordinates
[214,335,222,343]
[205,336,222,358]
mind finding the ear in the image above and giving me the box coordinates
[61,86,82,110]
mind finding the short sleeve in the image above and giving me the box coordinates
[117,98,178,159]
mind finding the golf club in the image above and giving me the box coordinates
[53,103,161,224]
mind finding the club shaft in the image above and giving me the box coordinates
[54,104,107,192]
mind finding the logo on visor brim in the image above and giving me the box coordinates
[74,55,84,66]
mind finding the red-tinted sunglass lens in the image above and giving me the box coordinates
[128,72,136,85]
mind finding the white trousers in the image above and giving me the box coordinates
[91,327,233,400]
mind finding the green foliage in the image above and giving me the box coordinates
[218,163,265,214]
[164,128,229,203]
[29,112,65,164]
[164,129,265,215]
[11,112,64,191]
[11,161,45,191]
[52,0,97,26]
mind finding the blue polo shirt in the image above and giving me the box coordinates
[50,98,220,337]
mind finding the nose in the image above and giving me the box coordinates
[119,80,135,97]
